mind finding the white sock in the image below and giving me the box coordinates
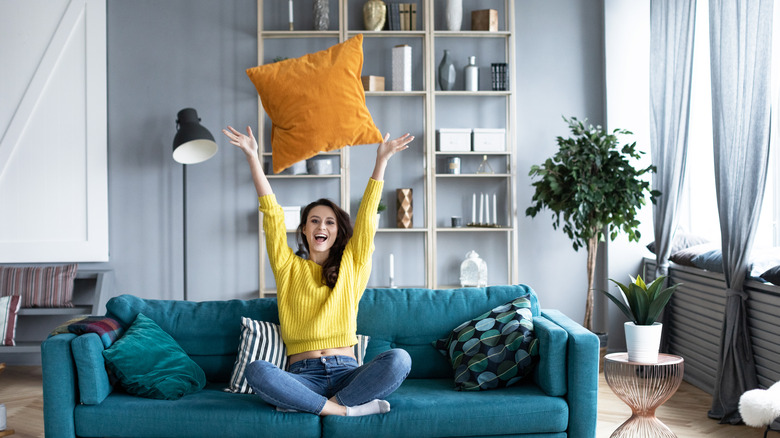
[345,399,391,416]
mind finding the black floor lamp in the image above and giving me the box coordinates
[172,108,218,301]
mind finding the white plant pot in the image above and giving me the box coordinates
[624,321,663,363]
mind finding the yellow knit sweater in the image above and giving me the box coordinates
[258,178,383,356]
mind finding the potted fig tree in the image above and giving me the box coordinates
[601,274,678,363]
[526,116,660,332]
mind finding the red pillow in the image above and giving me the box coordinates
[0,264,78,307]
[0,295,21,346]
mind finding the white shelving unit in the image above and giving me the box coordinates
[256,0,516,296]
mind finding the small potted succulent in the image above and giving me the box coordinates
[600,274,679,363]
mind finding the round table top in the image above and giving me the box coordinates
[605,352,684,366]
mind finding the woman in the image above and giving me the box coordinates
[223,125,414,417]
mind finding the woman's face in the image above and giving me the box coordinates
[302,205,338,256]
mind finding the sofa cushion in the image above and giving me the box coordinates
[74,383,320,438]
[245,34,382,174]
[105,294,280,382]
[72,333,113,405]
[102,313,206,400]
[357,285,540,379]
[322,379,568,437]
[433,295,539,391]
[226,318,370,394]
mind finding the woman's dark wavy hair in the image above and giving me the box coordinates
[295,198,353,288]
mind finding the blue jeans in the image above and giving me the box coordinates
[244,349,412,415]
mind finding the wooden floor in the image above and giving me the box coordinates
[0,366,769,438]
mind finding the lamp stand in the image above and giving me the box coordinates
[182,164,189,301]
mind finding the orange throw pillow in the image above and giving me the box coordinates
[246,34,383,174]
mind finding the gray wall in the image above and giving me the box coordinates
[80,0,609,329]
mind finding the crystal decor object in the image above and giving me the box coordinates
[476,155,495,174]
[460,251,487,287]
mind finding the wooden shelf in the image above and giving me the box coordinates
[256,0,517,295]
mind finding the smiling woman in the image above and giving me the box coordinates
[223,125,414,417]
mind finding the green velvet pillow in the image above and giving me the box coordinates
[102,313,206,400]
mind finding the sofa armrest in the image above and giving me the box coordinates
[72,332,113,404]
[41,333,79,438]
[532,315,568,396]
[541,309,599,438]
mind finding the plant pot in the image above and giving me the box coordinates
[624,322,662,363]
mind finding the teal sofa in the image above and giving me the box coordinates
[41,285,598,437]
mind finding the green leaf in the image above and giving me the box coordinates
[646,283,680,324]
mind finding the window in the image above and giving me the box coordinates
[679,0,779,250]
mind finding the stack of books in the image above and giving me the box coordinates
[491,63,508,91]
[386,3,418,31]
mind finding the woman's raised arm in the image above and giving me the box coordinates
[223,125,273,197]
[371,133,414,181]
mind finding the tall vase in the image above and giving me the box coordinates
[363,0,386,31]
[438,50,456,91]
[445,0,463,31]
[313,0,329,31]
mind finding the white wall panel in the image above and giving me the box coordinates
[0,0,108,262]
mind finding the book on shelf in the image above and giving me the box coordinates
[491,63,508,91]
[385,3,416,31]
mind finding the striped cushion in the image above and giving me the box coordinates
[0,264,78,308]
[226,317,370,394]
[0,295,22,346]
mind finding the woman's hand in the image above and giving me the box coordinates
[223,125,273,196]
[377,133,414,162]
[372,132,414,181]
[223,125,259,158]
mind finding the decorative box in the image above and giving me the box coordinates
[361,75,385,92]
[437,129,472,152]
[281,206,301,230]
[472,128,506,152]
[471,9,498,32]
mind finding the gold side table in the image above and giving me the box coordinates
[604,353,684,437]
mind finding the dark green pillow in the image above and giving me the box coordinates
[102,313,206,400]
[433,295,539,391]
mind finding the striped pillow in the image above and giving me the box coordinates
[0,264,78,308]
[0,295,22,346]
[226,318,370,394]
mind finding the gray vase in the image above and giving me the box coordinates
[313,0,329,31]
[438,50,456,91]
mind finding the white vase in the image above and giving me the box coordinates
[624,322,663,363]
[445,0,462,31]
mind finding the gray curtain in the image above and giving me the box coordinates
[649,0,696,353]
[649,1,696,274]
[708,0,773,424]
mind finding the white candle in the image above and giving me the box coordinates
[493,194,497,225]
[485,194,490,224]
[389,253,394,281]
[289,0,294,26]
[479,193,484,224]
[472,193,476,223]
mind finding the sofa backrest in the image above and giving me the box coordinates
[105,284,539,382]
[358,285,539,379]
[105,294,280,382]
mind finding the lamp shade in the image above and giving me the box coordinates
[172,108,218,164]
